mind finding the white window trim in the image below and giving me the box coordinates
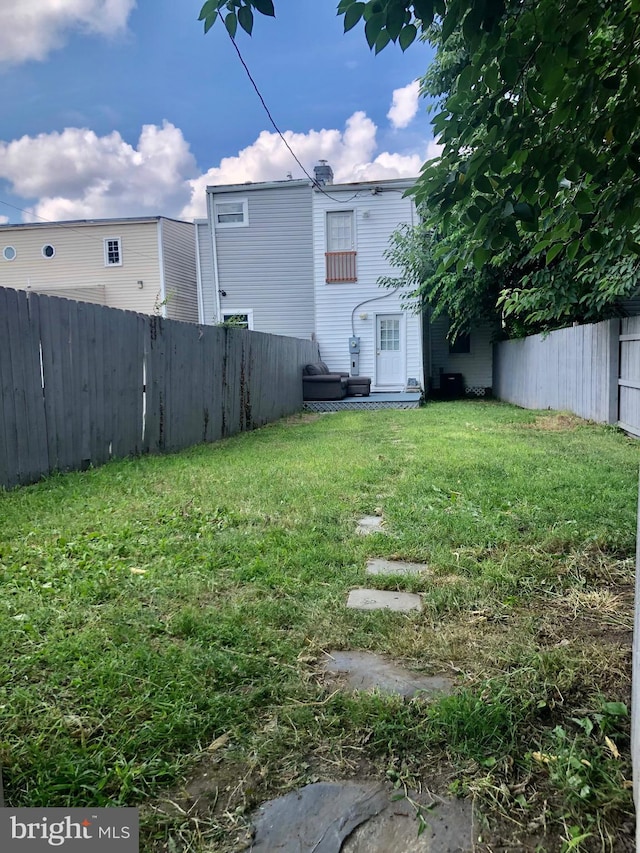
[41,244,56,259]
[221,310,254,330]
[214,198,249,229]
[104,236,122,267]
[2,246,16,261]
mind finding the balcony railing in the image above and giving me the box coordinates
[325,251,357,283]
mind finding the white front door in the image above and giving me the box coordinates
[376,314,405,388]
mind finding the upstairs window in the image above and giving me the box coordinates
[327,210,354,252]
[326,210,356,282]
[215,199,248,228]
[104,237,122,266]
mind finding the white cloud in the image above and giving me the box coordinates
[0,112,439,223]
[387,80,421,130]
[0,121,198,221]
[0,214,8,224]
[0,0,136,65]
[181,111,424,219]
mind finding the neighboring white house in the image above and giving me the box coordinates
[196,163,494,395]
[0,217,198,322]
[196,179,314,338]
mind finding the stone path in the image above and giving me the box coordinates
[342,791,474,852]
[347,588,423,612]
[355,516,386,535]
[366,557,429,576]
[250,782,473,852]
[323,651,453,699]
[251,782,387,852]
[247,513,469,851]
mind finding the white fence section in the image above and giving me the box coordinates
[620,317,640,438]
[493,319,619,424]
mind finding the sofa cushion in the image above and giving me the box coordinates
[304,362,330,376]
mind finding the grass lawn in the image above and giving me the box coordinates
[1,401,638,851]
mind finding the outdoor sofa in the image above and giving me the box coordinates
[302,362,371,400]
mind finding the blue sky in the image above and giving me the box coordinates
[0,1,438,224]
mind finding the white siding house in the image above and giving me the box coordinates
[199,181,314,337]
[196,166,495,395]
[0,217,198,322]
[312,178,423,391]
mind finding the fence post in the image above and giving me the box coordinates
[633,473,640,846]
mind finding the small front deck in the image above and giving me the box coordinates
[303,391,423,412]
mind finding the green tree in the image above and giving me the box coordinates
[199,0,640,329]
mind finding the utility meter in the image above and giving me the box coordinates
[349,336,361,376]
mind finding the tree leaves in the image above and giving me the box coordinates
[201,0,427,53]
[399,24,417,50]
[199,0,274,37]
[252,0,274,16]
[344,2,365,32]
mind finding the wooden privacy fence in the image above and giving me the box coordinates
[0,286,319,489]
[493,317,640,436]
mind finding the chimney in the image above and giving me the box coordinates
[314,160,334,186]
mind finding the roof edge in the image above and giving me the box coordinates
[0,215,193,230]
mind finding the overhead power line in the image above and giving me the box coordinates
[228,34,361,204]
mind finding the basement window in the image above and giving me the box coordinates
[221,311,253,329]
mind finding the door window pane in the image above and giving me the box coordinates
[380,319,400,351]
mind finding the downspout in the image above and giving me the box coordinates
[209,191,222,324]
[157,218,167,318]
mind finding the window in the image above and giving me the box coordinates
[327,211,354,251]
[326,210,356,282]
[104,237,122,266]
[215,199,248,228]
[42,244,55,258]
[379,318,401,351]
[2,246,16,261]
[221,311,253,329]
[449,333,471,354]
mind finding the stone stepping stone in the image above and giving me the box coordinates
[342,792,474,852]
[324,651,453,699]
[366,558,429,577]
[347,588,422,613]
[250,782,473,853]
[251,781,388,852]
[356,516,386,535]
